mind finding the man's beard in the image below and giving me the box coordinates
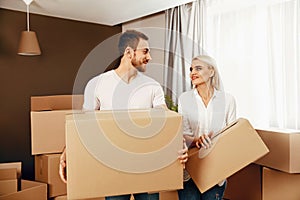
[131,58,147,72]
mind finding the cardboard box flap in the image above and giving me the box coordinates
[66,109,180,120]
[256,127,300,134]
[21,180,46,190]
[31,95,83,111]
[186,118,269,192]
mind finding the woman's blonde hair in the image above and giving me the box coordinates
[192,55,221,90]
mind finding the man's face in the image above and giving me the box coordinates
[131,39,152,72]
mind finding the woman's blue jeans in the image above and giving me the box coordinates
[178,178,226,200]
[105,192,159,200]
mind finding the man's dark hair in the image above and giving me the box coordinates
[118,30,149,55]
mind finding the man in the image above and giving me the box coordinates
[59,30,188,200]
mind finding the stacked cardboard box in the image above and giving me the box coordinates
[0,162,47,200]
[30,95,83,199]
[30,95,182,199]
[35,154,67,198]
[0,168,17,196]
[223,128,300,200]
[255,128,300,200]
[223,164,262,200]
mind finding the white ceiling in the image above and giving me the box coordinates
[0,0,194,26]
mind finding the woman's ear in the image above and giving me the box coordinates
[210,69,215,78]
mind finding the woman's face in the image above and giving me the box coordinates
[189,59,214,87]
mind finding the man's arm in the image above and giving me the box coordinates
[59,76,101,183]
[59,147,67,183]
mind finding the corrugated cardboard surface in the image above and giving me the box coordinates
[255,129,300,173]
[262,167,300,200]
[66,110,183,199]
[186,118,269,193]
[0,180,47,200]
[224,164,262,200]
[0,180,17,196]
[35,154,67,197]
[0,168,17,180]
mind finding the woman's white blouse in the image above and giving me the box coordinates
[178,88,236,139]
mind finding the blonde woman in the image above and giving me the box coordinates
[178,55,236,200]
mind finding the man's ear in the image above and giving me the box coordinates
[124,47,132,58]
[125,47,132,54]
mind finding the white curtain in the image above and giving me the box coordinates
[204,0,300,129]
[164,0,205,104]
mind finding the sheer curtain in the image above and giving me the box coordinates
[204,0,300,129]
[164,0,205,104]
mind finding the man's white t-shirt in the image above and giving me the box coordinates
[83,70,165,110]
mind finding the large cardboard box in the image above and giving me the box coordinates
[262,167,300,200]
[255,128,300,173]
[224,164,262,200]
[66,110,183,199]
[35,154,67,197]
[30,95,83,155]
[0,180,47,200]
[186,118,269,193]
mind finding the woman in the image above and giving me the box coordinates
[178,55,236,200]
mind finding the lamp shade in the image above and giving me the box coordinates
[18,31,41,56]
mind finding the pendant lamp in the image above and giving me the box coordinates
[18,0,41,56]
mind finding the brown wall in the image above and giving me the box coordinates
[0,8,121,179]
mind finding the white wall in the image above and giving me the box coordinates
[122,12,166,85]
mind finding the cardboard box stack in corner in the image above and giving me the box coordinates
[30,95,84,199]
[0,162,47,200]
[255,128,300,200]
[222,127,300,200]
